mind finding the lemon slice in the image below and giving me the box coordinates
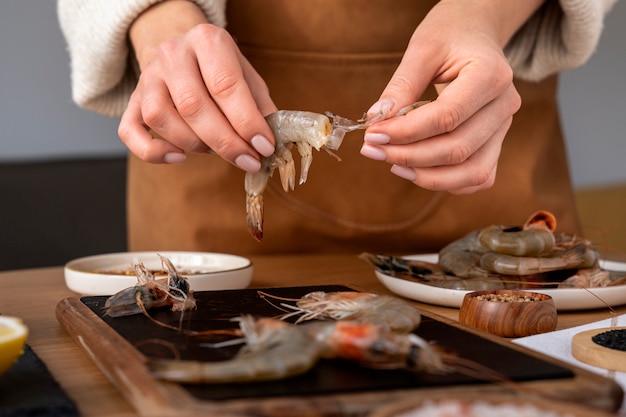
[0,316,29,375]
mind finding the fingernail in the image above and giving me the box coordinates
[360,144,386,161]
[391,165,416,181]
[235,154,261,172]
[163,152,187,164]
[364,132,390,144]
[251,134,275,157]
[367,98,395,116]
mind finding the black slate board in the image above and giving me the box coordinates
[81,285,574,402]
[0,345,78,417]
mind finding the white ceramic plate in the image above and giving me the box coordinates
[375,254,626,311]
[65,251,252,295]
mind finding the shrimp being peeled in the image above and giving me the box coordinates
[104,255,196,317]
[246,101,430,241]
[148,315,448,384]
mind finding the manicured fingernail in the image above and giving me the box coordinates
[251,134,275,157]
[391,165,416,181]
[367,98,395,116]
[364,132,390,144]
[163,152,186,164]
[360,144,386,161]
[235,154,261,172]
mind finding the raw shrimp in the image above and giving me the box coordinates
[559,267,626,288]
[478,211,557,256]
[149,316,319,383]
[246,101,430,241]
[263,290,423,333]
[438,231,494,279]
[245,110,341,241]
[148,315,448,383]
[479,242,599,276]
[440,211,560,278]
[104,255,196,317]
[360,252,560,291]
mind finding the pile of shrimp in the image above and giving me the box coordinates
[103,260,451,383]
[147,291,453,384]
[362,210,626,290]
[246,101,429,241]
[103,261,515,385]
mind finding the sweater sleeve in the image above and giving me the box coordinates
[505,0,616,82]
[57,0,226,117]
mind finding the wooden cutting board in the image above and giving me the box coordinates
[56,285,623,416]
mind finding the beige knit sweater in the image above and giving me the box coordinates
[57,0,615,118]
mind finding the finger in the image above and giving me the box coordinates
[157,33,261,168]
[364,89,518,167]
[388,118,510,192]
[118,89,187,164]
[371,41,435,117]
[192,26,276,156]
[239,51,278,117]
[138,70,212,154]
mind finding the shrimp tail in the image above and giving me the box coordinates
[407,334,451,374]
[524,210,557,232]
[246,193,264,242]
[562,243,599,269]
[245,168,270,242]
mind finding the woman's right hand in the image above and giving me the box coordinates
[118,2,277,172]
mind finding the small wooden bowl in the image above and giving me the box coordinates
[459,290,557,337]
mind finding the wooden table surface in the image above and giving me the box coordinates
[1,253,625,416]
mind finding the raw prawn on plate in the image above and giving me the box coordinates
[362,211,626,310]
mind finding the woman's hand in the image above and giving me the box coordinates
[118,1,277,172]
[360,0,544,194]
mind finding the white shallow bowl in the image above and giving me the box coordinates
[64,251,252,295]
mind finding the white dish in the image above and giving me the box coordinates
[65,251,252,295]
[375,254,626,311]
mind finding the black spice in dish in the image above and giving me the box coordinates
[592,329,626,352]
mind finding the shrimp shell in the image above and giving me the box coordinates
[103,255,196,317]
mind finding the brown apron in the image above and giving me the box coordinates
[127,0,581,254]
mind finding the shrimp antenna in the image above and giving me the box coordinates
[257,290,300,314]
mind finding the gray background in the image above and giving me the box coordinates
[1,1,625,189]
